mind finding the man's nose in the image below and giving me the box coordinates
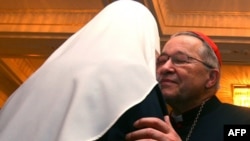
[157,59,175,74]
[163,58,175,68]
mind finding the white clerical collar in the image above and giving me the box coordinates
[171,113,183,123]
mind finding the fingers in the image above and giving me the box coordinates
[126,117,168,141]
[164,115,174,130]
[164,115,182,140]
[126,128,166,141]
[125,116,182,141]
[133,117,169,133]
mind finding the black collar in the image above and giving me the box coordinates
[170,96,221,127]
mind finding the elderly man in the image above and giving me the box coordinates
[126,31,250,141]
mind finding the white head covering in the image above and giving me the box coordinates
[0,0,160,141]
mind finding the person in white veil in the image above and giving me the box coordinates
[0,0,167,141]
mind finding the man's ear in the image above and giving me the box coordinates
[206,70,219,88]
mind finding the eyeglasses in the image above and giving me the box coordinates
[156,52,214,69]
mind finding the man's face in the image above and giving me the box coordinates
[156,35,211,104]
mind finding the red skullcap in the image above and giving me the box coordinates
[191,31,222,66]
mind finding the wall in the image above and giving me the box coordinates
[217,64,250,105]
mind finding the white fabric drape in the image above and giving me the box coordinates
[0,0,160,141]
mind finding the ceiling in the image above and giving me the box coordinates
[1,0,250,106]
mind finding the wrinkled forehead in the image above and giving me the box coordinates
[162,35,203,56]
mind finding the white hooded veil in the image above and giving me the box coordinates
[0,0,160,141]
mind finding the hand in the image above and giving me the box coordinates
[125,115,182,141]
